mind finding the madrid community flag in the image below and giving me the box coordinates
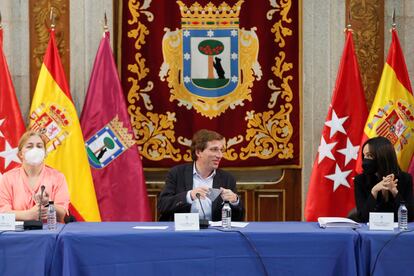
[80,32,151,221]
[305,30,368,221]
[362,29,414,173]
[0,27,25,174]
[29,29,101,221]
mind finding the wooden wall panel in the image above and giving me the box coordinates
[146,168,301,222]
[255,190,285,221]
[29,0,70,97]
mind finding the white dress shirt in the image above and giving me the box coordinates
[185,164,215,220]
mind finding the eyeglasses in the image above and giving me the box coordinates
[207,147,226,154]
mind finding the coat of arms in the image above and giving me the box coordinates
[367,99,414,152]
[160,0,262,118]
[29,103,70,153]
[85,116,136,169]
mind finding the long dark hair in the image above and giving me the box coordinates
[362,136,401,178]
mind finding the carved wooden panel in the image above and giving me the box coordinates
[346,0,384,109]
[254,190,285,221]
[29,0,70,97]
[146,189,159,221]
[145,168,301,222]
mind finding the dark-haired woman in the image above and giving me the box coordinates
[354,136,414,222]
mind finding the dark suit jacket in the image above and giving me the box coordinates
[158,163,244,221]
[354,171,414,222]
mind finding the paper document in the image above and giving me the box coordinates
[210,221,249,228]
[132,226,169,230]
[367,222,398,228]
[318,217,360,228]
[207,188,222,202]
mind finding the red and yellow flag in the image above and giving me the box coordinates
[29,29,101,221]
[361,29,414,171]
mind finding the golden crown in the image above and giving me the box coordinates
[177,0,244,29]
[397,100,414,122]
[109,116,136,148]
[49,105,70,126]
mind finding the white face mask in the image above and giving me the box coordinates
[24,148,46,166]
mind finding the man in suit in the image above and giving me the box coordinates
[158,129,244,221]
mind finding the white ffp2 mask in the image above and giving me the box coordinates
[24,148,45,165]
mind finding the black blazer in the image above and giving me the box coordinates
[158,163,244,221]
[354,171,414,222]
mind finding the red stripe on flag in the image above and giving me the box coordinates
[43,30,72,101]
[386,30,413,94]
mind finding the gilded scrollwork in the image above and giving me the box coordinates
[127,0,182,161]
[131,106,181,161]
[240,0,294,161]
[240,106,294,160]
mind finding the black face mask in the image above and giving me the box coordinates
[362,158,377,175]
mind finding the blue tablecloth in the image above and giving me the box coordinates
[0,224,63,276]
[357,224,414,276]
[51,222,359,276]
[8,221,414,276]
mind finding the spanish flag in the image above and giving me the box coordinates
[29,29,101,221]
[361,28,414,171]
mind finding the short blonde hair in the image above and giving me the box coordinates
[18,130,48,152]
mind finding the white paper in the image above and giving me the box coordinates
[209,221,249,228]
[369,213,394,231]
[318,217,360,228]
[207,188,222,202]
[0,213,15,231]
[174,213,200,231]
[367,222,398,228]
[132,226,169,230]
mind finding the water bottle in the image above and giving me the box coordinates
[47,201,57,230]
[398,201,408,231]
[222,201,232,229]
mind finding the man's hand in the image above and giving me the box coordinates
[191,186,210,200]
[220,188,238,203]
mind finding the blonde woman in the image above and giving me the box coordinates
[0,130,69,222]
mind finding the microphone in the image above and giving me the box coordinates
[24,185,45,230]
[196,193,209,229]
[39,185,45,221]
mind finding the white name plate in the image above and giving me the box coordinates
[174,213,200,231]
[369,212,394,231]
[0,213,16,231]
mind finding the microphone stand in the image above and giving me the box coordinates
[196,193,209,229]
[24,185,44,230]
[39,185,45,221]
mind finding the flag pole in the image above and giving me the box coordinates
[0,10,3,29]
[392,8,396,30]
[50,7,55,30]
[344,10,352,33]
[103,12,109,36]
